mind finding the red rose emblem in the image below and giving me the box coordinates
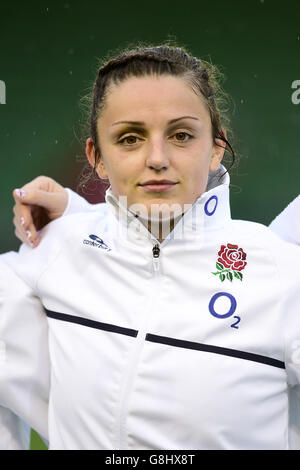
[218,243,247,272]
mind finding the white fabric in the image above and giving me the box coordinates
[0,407,30,450]
[269,194,300,449]
[269,195,300,245]
[1,166,300,449]
[0,254,50,449]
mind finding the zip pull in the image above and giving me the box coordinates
[152,244,160,272]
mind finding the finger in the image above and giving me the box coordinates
[13,187,68,218]
[12,197,43,247]
[24,222,38,247]
[15,225,39,248]
[13,187,56,211]
[12,188,27,202]
[13,215,22,231]
[14,216,39,247]
[12,201,29,220]
[14,227,26,244]
[13,203,34,231]
[13,212,27,228]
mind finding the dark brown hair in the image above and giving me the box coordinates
[77,40,237,192]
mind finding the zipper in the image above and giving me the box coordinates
[116,242,161,449]
[152,243,160,273]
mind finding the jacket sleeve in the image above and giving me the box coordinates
[0,215,77,449]
[272,237,300,450]
[0,251,50,445]
[269,198,300,448]
[269,195,300,244]
[284,247,300,450]
[0,406,31,450]
[268,198,300,385]
[288,385,300,450]
[62,188,104,216]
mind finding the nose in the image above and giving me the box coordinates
[145,139,170,171]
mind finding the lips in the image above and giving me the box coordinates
[139,181,178,193]
[139,180,177,186]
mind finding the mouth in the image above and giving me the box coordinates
[138,182,178,193]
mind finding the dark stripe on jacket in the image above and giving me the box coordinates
[44,308,285,369]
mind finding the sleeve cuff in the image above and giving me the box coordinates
[62,188,92,216]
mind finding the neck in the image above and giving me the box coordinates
[146,218,176,243]
[104,165,231,244]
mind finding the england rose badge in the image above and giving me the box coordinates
[212,243,247,282]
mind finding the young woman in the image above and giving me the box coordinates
[1,43,300,450]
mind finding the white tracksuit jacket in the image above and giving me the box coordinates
[1,166,300,450]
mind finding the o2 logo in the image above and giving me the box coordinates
[208,291,241,329]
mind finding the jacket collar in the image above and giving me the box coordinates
[104,164,231,246]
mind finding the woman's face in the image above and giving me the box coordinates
[86,74,226,219]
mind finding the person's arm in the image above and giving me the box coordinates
[0,212,79,449]
[1,207,85,449]
[271,237,300,450]
[269,198,300,450]
[0,252,50,447]
[12,176,103,248]
[0,407,31,450]
[62,188,102,215]
[269,195,300,244]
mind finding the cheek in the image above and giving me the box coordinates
[185,160,210,196]
[107,162,137,193]
[188,159,210,183]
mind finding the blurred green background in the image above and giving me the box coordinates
[1,0,300,450]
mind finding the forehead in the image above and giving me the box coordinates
[99,75,210,125]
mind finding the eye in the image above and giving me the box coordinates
[118,131,194,146]
[118,135,141,145]
[173,131,193,142]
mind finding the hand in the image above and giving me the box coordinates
[12,176,68,248]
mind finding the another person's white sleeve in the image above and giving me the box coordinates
[0,215,77,449]
[0,407,30,450]
[269,197,300,449]
[62,188,104,216]
[0,251,50,446]
[269,195,300,244]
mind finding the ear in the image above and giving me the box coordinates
[209,129,227,172]
[85,137,108,179]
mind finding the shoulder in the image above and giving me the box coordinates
[269,195,300,244]
[33,206,109,248]
[230,217,299,246]
[229,218,300,275]
[4,209,109,291]
[63,188,107,216]
[30,207,109,253]
[231,219,300,326]
[0,252,36,299]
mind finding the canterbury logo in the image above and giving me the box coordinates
[83,234,111,251]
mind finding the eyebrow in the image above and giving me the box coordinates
[111,116,200,127]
